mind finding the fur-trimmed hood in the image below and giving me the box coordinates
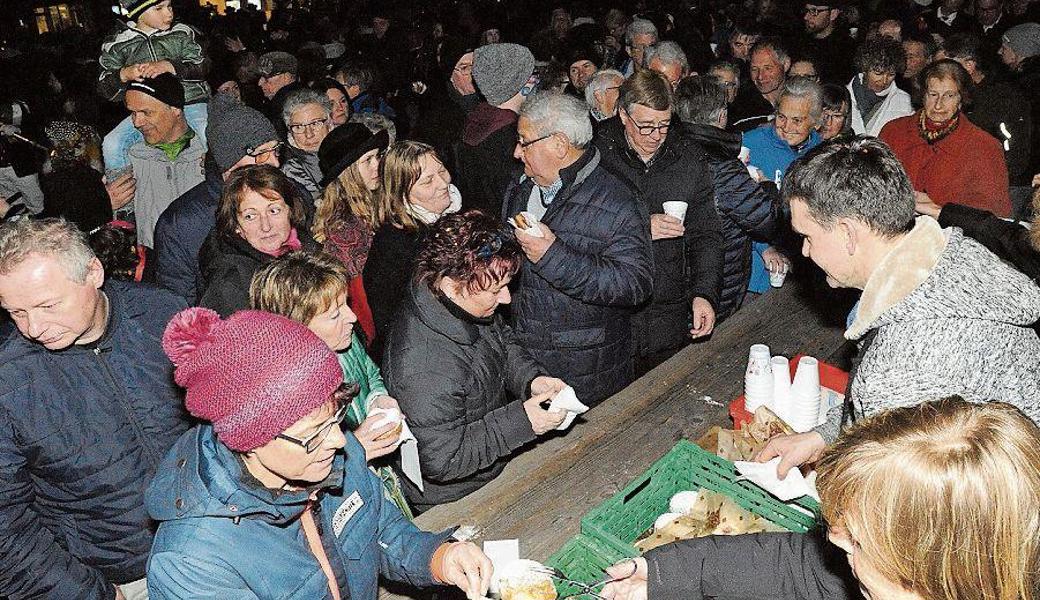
[847,216,1040,340]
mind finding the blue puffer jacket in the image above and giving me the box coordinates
[0,281,190,600]
[146,426,451,599]
[502,147,654,405]
[154,167,222,305]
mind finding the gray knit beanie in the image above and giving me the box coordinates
[207,95,278,173]
[1003,23,1040,59]
[473,43,536,106]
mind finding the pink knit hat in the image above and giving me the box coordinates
[162,307,343,452]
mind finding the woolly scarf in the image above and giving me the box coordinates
[917,110,960,144]
[259,227,303,257]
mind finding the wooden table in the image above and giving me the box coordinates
[381,281,851,599]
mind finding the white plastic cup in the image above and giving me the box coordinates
[770,356,791,411]
[789,356,821,432]
[769,265,788,288]
[738,146,751,164]
[745,344,774,412]
[749,344,771,360]
[662,201,688,221]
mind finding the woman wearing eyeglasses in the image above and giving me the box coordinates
[281,89,334,203]
[146,307,494,599]
[363,141,461,361]
[382,210,567,512]
[879,59,1012,217]
[198,164,319,317]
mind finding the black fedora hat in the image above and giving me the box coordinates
[318,123,391,187]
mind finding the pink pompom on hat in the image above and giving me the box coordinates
[162,307,343,452]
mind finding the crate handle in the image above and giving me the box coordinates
[622,473,653,504]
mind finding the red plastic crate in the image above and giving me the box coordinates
[729,354,849,429]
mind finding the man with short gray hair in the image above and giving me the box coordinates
[0,218,190,599]
[621,18,659,76]
[758,136,1040,477]
[585,69,625,122]
[503,91,653,405]
[644,41,690,89]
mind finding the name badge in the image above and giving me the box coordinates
[333,491,364,537]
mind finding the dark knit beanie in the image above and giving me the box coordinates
[126,73,185,109]
[120,0,163,20]
[206,94,278,173]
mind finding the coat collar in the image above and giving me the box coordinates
[408,282,483,345]
[846,217,948,339]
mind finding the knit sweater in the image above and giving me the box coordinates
[815,217,1040,442]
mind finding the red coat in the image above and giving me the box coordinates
[879,112,1011,217]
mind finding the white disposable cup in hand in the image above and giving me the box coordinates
[739,146,751,164]
[662,201,688,221]
[769,265,788,288]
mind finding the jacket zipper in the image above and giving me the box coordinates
[93,346,161,465]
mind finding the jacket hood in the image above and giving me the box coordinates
[847,217,1040,339]
[146,425,345,525]
[682,123,742,159]
[462,102,518,146]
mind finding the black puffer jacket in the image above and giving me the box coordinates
[382,283,542,511]
[502,147,654,405]
[594,117,724,360]
[0,281,191,599]
[682,124,784,321]
[646,531,858,600]
[198,229,319,317]
[456,102,522,217]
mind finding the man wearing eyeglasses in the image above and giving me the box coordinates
[594,70,725,376]
[153,94,281,304]
[798,1,855,85]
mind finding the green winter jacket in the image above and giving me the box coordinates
[337,334,413,518]
[98,22,210,104]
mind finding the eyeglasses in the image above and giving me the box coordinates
[275,384,356,453]
[804,5,832,16]
[517,132,554,150]
[823,111,848,123]
[288,117,329,135]
[627,118,671,136]
[246,141,283,162]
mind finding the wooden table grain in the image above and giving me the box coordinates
[381,281,852,600]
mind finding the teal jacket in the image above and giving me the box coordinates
[98,22,210,103]
[146,426,448,599]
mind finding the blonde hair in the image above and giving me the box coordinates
[313,164,379,242]
[377,140,440,231]
[249,251,351,325]
[817,397,1040,600]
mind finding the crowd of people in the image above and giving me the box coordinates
[1,0,1039,597]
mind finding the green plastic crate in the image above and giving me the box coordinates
[581,439,820,558]
[546,534,625,599]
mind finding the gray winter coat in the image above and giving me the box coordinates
[281,145,322,203]
[816,217,1040,442]
[126,137,206,249]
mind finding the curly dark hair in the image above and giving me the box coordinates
[414,210,522,294]
[89,223,141,281]
[855,37,907,76]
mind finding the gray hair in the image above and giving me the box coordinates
[349,112,397,145]
[625,19,659,45]
[643,40,689,72]
[520,91,594,148]
[584,69,625,115]
[708,59,741,85]
[783,136,914,237]
[0,218,95,282]
[778,76,824,123]
[675,74,727,126]
[281,88,333,126]
[750,37,790,66]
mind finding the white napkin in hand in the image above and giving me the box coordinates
[369,407,424,492]
[548,385,589,430]
[509,211,544,238]
[733,456,820,502]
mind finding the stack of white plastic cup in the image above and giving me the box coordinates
[744,344,773,412]
[788,356,822,432]
[770,355,792,420]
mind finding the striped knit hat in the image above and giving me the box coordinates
[162,308,343,452]
[121,0,164,21]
